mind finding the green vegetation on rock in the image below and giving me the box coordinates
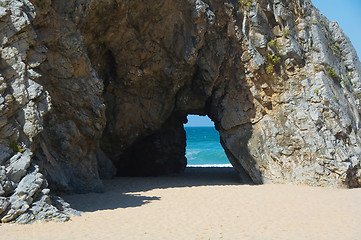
[283,28,290,37]
[265,53,281,74]
[266,64,274,74]
[10,141,23,153]
[268,39,276,48]
[267,53,280,65]
[346,72,352,80]
[238,0,252,8]
[326,66,340,82]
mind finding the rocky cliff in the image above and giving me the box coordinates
[1,0,361,223]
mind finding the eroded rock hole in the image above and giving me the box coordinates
[184,115,230,167]
[106,113,253,185]
[80,1,258,183]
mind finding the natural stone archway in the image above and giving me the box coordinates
[81,0,262,181]
[1,0,361,223]
[79,0,361,187]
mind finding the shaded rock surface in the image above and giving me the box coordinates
[0,0,361,223]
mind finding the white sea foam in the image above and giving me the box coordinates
[187,164,233,168]
[186,150,200,155]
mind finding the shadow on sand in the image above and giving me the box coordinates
[62,167,244,212]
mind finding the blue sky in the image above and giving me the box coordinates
[185,0,361,127]
[185,115,214,127]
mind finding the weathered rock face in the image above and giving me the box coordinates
[81,0,361,187]
[0,0,79,223]
[30,0,106,193]
[1,0,361,223]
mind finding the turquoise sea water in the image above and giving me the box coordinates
[185,127,231,166]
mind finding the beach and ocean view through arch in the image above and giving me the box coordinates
[184,115,232,167]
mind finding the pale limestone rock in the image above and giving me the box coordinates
[6,150,31,183]
[0,0,77,224]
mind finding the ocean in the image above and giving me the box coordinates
[185,127,231,167]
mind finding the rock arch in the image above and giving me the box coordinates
[79,0,361,187]
[1,0,361,223]
[80,0,262,182]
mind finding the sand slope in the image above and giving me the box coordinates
[1,167,360,240]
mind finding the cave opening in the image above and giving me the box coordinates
[80,1,257,185]
[111,113,242,184]
[184,115,231,167]
[110,113,241,182]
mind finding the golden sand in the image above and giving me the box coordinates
[1,167,360,240]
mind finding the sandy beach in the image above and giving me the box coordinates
[1,167,360,240]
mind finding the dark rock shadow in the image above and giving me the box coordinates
[62,192,161,212]
[61,167,245,212]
